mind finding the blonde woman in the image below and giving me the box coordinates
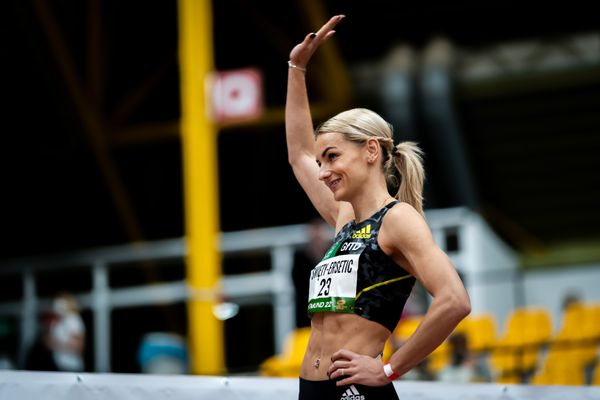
[286,15,471,399]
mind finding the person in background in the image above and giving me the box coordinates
[561,291,581,311]
[24,310,58,371]
[47,292,86,372]
[292,218,333,328]
[0,318,15,370]
[436,332,476,383]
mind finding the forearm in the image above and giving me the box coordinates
[285,68,315,165]
[387,294,470,377]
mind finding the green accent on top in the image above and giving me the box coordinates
[322,241,342,261]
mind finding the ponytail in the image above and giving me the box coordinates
[390,142,425,215]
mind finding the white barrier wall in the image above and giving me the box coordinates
[523,263,600,330]
[1,371,599,400]
[426,208,519,330]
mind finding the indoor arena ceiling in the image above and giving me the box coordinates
[2,0,600,268]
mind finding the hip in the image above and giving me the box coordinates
[298,377,399,400]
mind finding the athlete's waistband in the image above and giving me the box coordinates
[298,377,399,400]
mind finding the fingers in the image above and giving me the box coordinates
[302,30,334,44]
[335,375,355,387]
[328,351,388,387]
[328,349,358,380]
[319,14,345,35]
[289,15,344,69]
[331,348,357,362]
[324,31,336,40]
[309,15,346,40]
[303,32,316,41]
[327,359,352,378]
[329,365,357,382]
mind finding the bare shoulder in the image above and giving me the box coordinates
[386,202,430,231]
[380,202,434,250]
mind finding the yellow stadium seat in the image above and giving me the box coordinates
[383,315,423,362]
[530,371,551,385]
[260,327,311,377]
[553,302,600,365]
[555,302,586,341]
[531,350,586,386]
[496,373,521,384]
[520,308,552,345]
[387,315,451,373]
[454,313,498,353]
[427,340,450,373]
[395,315,424,341]
[490,307,552,375]
[382,338,394,361]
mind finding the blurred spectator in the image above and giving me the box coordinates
[0,318,15,370]
[24,310,58,371]
[291,218,333,328]
[388,317,435,382]
[401,358,435,381]
[47,292,86,372]
[437,332,479,383]
[138,332,188,374]
[561,291,581,310]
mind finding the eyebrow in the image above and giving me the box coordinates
[320,146,337,159]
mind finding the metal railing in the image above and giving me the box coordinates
[0,207,511,374]
[0,223,310,372]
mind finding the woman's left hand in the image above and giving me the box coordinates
[288,15,344,70]
[328,349,391,387]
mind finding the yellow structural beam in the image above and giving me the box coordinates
[178,0,224,375]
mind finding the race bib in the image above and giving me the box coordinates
[307,253,359,313]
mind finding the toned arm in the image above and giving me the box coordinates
[285,15,347,228]
[381,203,471,378]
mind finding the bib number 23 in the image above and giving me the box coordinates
[318,277,332,296]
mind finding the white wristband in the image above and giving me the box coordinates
[383,362,399,380]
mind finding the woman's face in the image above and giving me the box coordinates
[314,132,368,201]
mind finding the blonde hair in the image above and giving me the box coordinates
[315,108,425,214]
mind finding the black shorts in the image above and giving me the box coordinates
[298,377,399,400]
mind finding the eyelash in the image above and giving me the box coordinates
[316,153,338,167]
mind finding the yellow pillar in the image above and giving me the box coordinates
[178,0,224,375]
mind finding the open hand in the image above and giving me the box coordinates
[289,15,345,71]
[327,348,391,387]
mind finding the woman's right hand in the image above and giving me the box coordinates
[289,15,345,71]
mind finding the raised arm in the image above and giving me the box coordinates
[286,15,345,227]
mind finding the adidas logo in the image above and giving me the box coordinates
[351,224,371,239]
[340,385,365,400]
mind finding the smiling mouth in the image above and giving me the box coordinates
[327,178,341,191]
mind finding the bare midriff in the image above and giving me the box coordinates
[300,312,391,380]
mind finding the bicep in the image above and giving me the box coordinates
[386,206,464,298]
[409,246,464,299]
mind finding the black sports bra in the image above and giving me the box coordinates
[307,201,416,332]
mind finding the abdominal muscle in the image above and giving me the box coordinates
[300,312,391,380]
